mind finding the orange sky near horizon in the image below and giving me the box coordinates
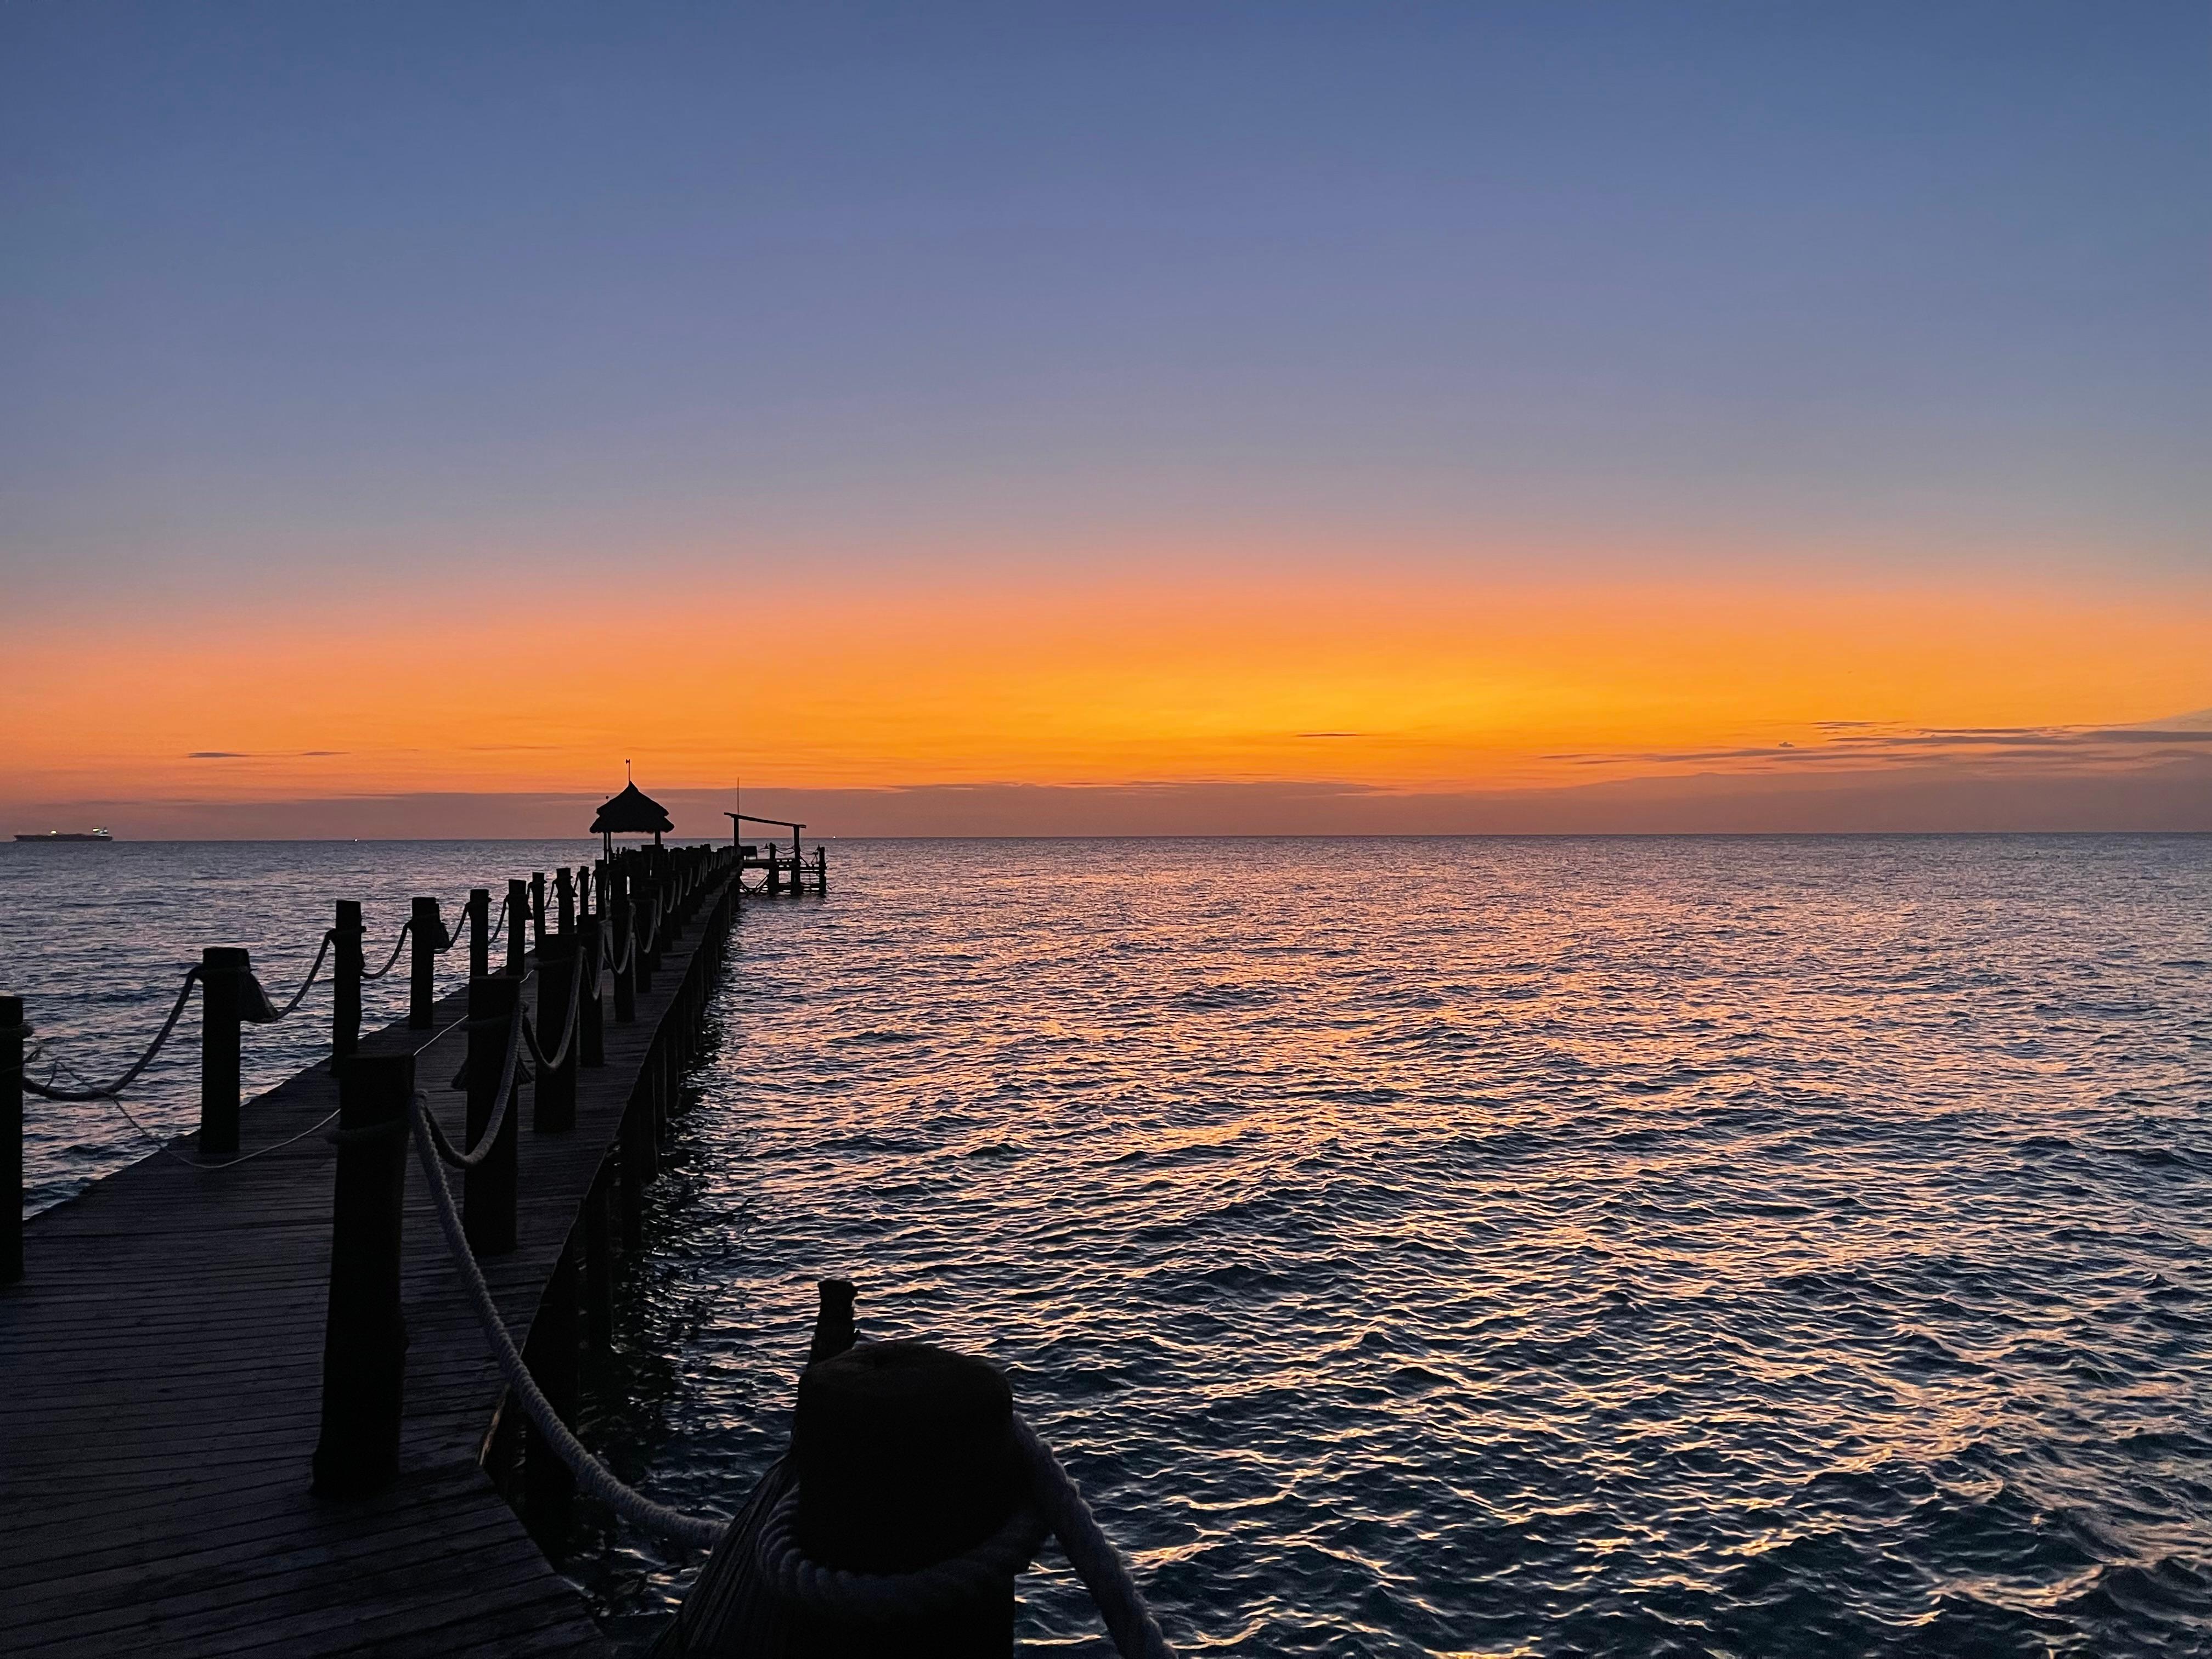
[10,560,2208,811]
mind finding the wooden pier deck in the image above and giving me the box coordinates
[0,865,740,1657]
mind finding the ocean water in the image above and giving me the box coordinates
[6,836,2210,1656]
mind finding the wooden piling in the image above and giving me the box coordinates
[408,898,441,1030]
[636,891,660,995]
[531,872,546,950]
[581,1168,614,1349]
[577,916,605,1068]
[523,1245,581,1541]
[311,1051,411,1498]
[815,845,828,895]
[506,878,529,978]
[790,1341,1024,1654]
[611,865,637,1024]
[333,900,364,1069]
[534,933,578,1133]
[556,867,575,936]
[462,974,521,1257]
[468,887,491,979]
[2,994,24,1285]
[200,945,251,1156]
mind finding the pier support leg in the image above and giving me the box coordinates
[506,879,529,978]
[313,1052,411,1497]
[618,1136,644,1250]
[462,974,520,1257]
[524,1244,580,1545]
[582,1169,615,1350]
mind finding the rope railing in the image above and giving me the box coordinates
[518,946,589,1074]
[407,1087,730,1547]
[16,969,201,1102]
[416,1002,526,1172]
[360,921,411,980]
[259,929,336,1022]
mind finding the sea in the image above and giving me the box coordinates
[4,834,2209,1657]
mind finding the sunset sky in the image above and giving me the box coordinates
[4,3,2206,836]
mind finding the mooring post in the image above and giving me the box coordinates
[577,916,605,1068]
[531,872,546,950]
[582,1169,615,1347]
[791,1341,1025,1654]
[199,945,254,1156]
[767,844,783,897]
[333,900,364,1069]
[467,888,490,979]
[506,878,529,977]
[578,862,592,920]
[312,1051,411,1498]
[534,932,577,1132]
[408,898,441,1030]
[2,994,25,1286]
[462,973,520,1256]
[555,866,574,936]
[523,1244,582,1539]
[610,866,637,1023]
[816,845,828,895]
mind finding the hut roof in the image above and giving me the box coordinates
[590,781,673,834]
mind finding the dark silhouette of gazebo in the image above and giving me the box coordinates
[591,777,673,855]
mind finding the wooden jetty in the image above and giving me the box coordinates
[1,842,742,1657]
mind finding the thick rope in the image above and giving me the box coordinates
[753,1489,1047,1623]
[259,930,335,1021]
[407,1091,726,1548]
[1015,1419,1177,1659]
[417,1003,526,1171]
[360,921,410,980]
[518,946,588,1074]
[18,969,200,1101]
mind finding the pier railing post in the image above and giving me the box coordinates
[636,891,659,995]
[522,1244,581,1539]
[200,946,252,1155]
[2,994,24,1285]
[334,900,363,1069]
[611,867,636,1023]
[312,1051,411,1498]
[577,916,605,1068]
[531,872,546,950]
[468,887,490,979]
[578,863,592,920]
[462,974,520,1256]
[506,878,529,978]
[534,933,577,1133]
[408,897,442,1030]
[555,866,574,936]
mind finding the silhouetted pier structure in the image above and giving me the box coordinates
[727,812,827,897]
[1,840,741,1657]
[2,822,1177,1659]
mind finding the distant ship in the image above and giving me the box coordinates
[14,827,114,842]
